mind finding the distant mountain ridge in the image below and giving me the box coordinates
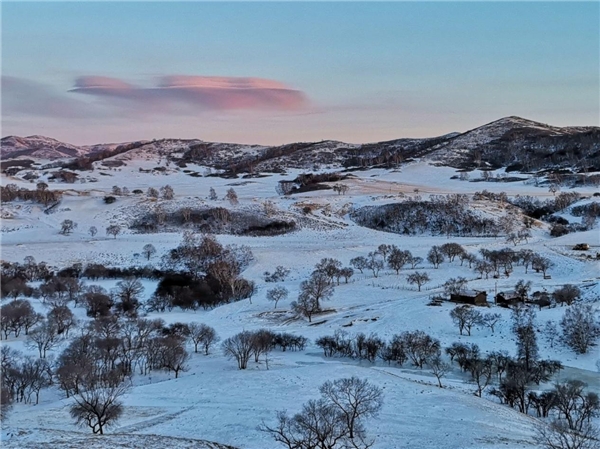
[2,116,599,172]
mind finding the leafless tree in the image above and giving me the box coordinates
[160,184,174,200]
[443,277,468,296]
[482,313,502,334]
[225,188,239,205]
[208,187,218,200]
[222,331,254,369]
[350,256,368,274]
[187,323,219,354]
[299,271,334,311]
[365,252,384,278]
[106,225,121,239]
[69,372,130,435]
[47,305,77,337]
[536,419,600,449]
[89,226,98,238]
[553,285,582,307]
[60,219,77,235]
[267,286,289,309]
[142,243,157,260]
[387,248,411,274]
[450,305,484,336]
[147,187,159,198]
[553,380,600,433]
[319,377,384,441]
[560,304,600,354]
[26,322,62,358]
[406,271,430,291]
[427,246,445,268]
[428,355,451,388]
[261,377,383,449]
[157,336,189,378]
[292,294,320,323]
[532,255,554,277]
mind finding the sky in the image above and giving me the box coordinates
[2,2,599,145]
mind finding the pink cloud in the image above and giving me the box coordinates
[70,75,308,111]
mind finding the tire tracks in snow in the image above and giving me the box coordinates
[116,405,195,434]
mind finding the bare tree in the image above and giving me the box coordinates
[47,305,77,337]
[427,246,445,268]
[292,294,320,323]
[553,380,600,433]
[26,322,62,358]
[406,272,430,292]
[225,188,239,205]
[553,285,582,307]
[482,313,502,334]
[450,305,484,336]
[187,323,219,354]
[261,377,383,449]
[365,252,384,278]
[160,185,174,200]
[267,286,289,309]
[388,248,410,274]
[319,377,384,441]
[106,225,121,239]
[147,187,159,198]
[536,419,600,449]
[428,355,451,388]
[60,220,77,235]
[560,304,600,355]
[298,271,334,311]
[350,256,368,274]
[142,244,157,260]
[158,336,189,378]
[208,187,218,200]
[69,373,130,435]
[222,331,254,369]
[88,226,98,238]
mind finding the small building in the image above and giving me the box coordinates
[450,290,488,306]
[495,290,524,307]
[573,243,590,251]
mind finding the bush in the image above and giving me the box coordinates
[103,196,116,204]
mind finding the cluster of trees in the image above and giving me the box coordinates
[351,195,501,237]
[317,329,442,372]
[0,183,61,206]
[151,233,255,309]
[260,377,383,449]
[449,306,502,336]
[472,248,553,279]
[506,192,582,220]
[264,266,291,283]
[291,258,355,322]
[222,329,307,370]
[131,204,296,236]
[57,220,121,239]
[2,312,221,433]
[145,185,174,200]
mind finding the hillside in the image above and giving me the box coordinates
[2,117,598,174]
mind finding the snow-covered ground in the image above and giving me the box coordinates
[1,159,599,448]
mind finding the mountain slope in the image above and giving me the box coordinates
[2,116,599,173]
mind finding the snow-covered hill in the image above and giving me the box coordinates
[3,116,598,173]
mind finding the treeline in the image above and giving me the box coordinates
[0,183,61,206]
[351,195,500,236]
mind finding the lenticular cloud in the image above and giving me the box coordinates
[70,75,308,111]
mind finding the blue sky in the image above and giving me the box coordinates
[2,2,598,145]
